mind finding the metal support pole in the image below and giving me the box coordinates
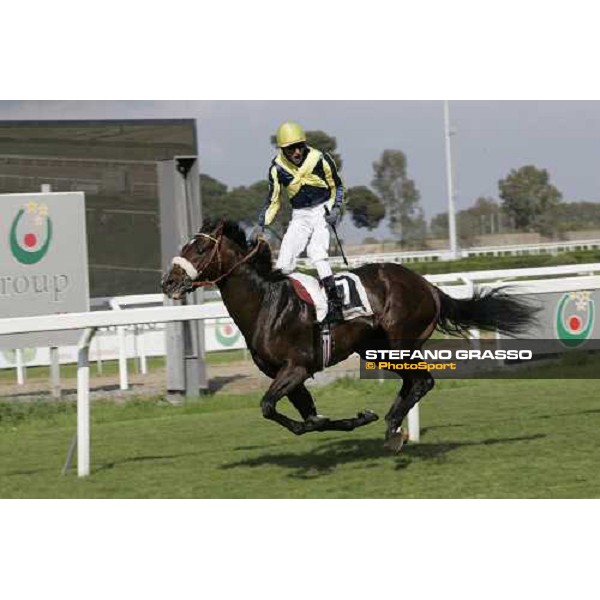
[77,327,96,477]
[158,156,207,399]
[95,334,103,375]
[61,433,77,476]
[50,346,61,399]
[41,183,60,397]
[444,100,458,259]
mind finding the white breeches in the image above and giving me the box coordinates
[275,204,333,279]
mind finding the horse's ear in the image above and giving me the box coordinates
[213,221,225,239]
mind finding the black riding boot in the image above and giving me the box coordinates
[322,276,344,324]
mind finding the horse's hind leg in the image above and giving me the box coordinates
[385,372,435,452]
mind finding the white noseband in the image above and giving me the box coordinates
[171,256,198,280]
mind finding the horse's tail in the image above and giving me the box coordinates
[435,285,540,338]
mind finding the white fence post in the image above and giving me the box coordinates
[408,406,420,442]
[109,298,129,390]
[15,349,25,385]
[136,326,148,374]
[470,327,481,350]
[117,326,128,390]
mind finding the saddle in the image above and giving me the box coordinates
[289,272,374,323]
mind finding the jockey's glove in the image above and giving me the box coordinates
[250,225,264,243]
[257,207,267,229]
[325,206,341,227]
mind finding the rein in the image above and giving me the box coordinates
[190,232,266,288]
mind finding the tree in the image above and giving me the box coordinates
[371,150,423,245]
[201,174,271,226]
[270,129,343,169]
[224,180,270,226]
[345,186,385,230]
[431,197,517,245]
[200,174,228,217]
[429,211,449,239]
[498,165,563,236]
[464,197,505,237]
[554,201,600,231]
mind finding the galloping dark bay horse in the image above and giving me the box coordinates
[161,219,537,451]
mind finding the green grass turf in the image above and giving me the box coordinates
[1,364,600,498]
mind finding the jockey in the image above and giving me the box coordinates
[258,121,345,324]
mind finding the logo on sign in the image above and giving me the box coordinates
[9,202,53,265]
[215,319,241,347]
[554,291,595,348]
[1,348,37,366]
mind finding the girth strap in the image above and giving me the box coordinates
[321,323,332,369]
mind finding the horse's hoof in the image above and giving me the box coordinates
[305,414,330,431]
[358,410,379,424]
[385,427,408,453]
[307,414,329,424]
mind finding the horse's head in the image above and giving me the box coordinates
[161,220,266,299]
[161,221,226,299]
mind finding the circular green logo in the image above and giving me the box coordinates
[1,348,37,365]
[215,319,241,347]
[10,203,53,265]
[554,291,595,348]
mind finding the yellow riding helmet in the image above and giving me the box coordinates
[276,121,306,148]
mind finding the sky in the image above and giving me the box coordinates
[1,99,599,242]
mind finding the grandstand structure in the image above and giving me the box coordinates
[0,120,197,297]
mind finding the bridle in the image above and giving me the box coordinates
[174,227,266,289]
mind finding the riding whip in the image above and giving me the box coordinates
[324,206,349,267]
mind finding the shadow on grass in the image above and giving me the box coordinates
[207,374,247,394]
[95,451,204,473]
[537,407,600,420]
[220,433,546,480]
[421,407,600,433]
[392,433,546,471]
[0,383,147,401]
[3,451,205,477]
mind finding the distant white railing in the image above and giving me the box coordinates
[424,262,600,285]
[298,238,600,267]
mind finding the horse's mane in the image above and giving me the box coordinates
[200,219,287,282]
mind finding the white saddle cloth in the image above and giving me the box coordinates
[289,272,374,323]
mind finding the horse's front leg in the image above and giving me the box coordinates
[261,363,312,435]
[261,364,379,436]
